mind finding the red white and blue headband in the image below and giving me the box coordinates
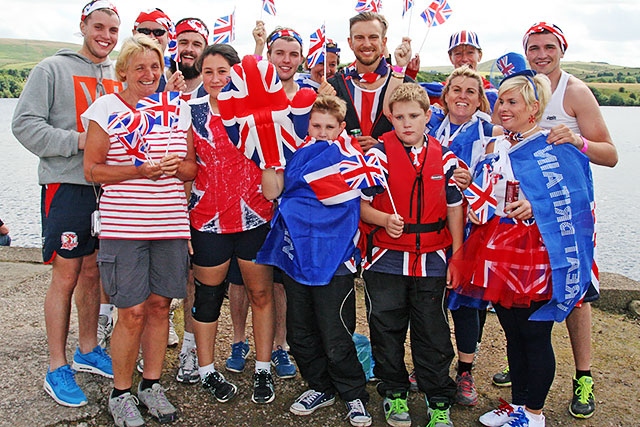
[175,19,209,43]
[523,22,568,53]
[134,9,172,31]
[267,29,303,50]
[81,0,118,22]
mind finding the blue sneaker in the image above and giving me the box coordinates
[72,345,113,378]
[225,340,250,373]
[271,345,296,379]
[44,364,88,407]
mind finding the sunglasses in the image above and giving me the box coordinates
[137,28,167,37]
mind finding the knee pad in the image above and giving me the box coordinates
[191,278,227,323]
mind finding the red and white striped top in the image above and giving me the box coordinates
[82,93,192,240]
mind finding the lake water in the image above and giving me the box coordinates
[1,100,638,281]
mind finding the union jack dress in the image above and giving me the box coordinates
[450,136,552,308]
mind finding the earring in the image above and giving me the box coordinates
[528,115,535,124]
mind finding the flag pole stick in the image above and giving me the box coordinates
[418,26,432,56]
[407,7,413,37]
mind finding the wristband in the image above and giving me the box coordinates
[253,55,263,61]
[580,135,589,153]
[392,65,405,73]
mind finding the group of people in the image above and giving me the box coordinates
[11,1,617,427]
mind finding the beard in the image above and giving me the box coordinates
[169,60,200,80]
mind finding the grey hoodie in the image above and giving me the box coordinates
[12,49,122,185]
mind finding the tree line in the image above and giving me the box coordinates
[1,67,638,106]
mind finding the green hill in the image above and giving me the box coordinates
[0,38,83,70]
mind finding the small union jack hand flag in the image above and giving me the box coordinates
[403,0,413,17]
[420,0,453,27]
[213,10,235,44]
[307,25,326,69]
[262,0,276,16]
[464,163,497,224]
[136,91,181,129]
[355,0,380,13]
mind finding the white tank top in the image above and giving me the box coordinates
[539,71,580,134]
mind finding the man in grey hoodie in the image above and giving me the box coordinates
[12,0,121,408]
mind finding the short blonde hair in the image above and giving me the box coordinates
[115,35,164,82]
[498,73,552,122]
[441,65,490,115]
[389,83,430,114]
[311,95,347,123]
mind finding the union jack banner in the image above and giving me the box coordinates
[218,55,315,170]
[213,11,235,44]
[136,91,181,129]
[307,25,326,69]
[464,162,497,224]
[420,0,453,27]
[355,0,381,13]
[107,110,156,166]
[262,0,276,16]
[402,0,413,17]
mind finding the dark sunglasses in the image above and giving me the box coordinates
[137,28,167,37]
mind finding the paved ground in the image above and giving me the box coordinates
[0,246,639,426]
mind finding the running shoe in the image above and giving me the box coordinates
[176,348,200,384]
[492,365,511,387]
[479,398,521,427]
[569,375,595,419]
[383,393,411,426]
[43,365,87,407]
[225,340,250,373]
[251,369,275,404]
[109,392,144,427]
[137,382,177,424]
[271,345,296,379]
[201,370,237,403]
[72,345,113,378]
[97,314,113,348]
[455,371,478,406]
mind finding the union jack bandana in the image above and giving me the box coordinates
[345,56,389,84]
[503,129,525,143]
[81,0,118,22]
[523,22,568,53]
[267,28,303,50]
[175,18,209,43]
[133,8,172,30]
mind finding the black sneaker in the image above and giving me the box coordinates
[569,376,595,419]
[251,370,275,404]
[492,365,512,387]
[201,371,237,403]
[290,389,336,415]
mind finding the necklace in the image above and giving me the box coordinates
[503,125,538,143]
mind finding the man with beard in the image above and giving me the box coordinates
[329,12,413,152]
[170,17,209,101]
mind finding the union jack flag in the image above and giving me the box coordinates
[464,162,497,224]
[307,25,326,69]
[213,10,235,44]
[402,0,413,17]
[218,55,315,170]
[161,18,178,63]
[262,0,276,16]
[341,152,385,191]
[108,110,156,166]
[136,91,181,129]
[355,0,381,13]
[420,0,453,27]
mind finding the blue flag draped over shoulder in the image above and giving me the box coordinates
[256,140,362,285]
[509,135,595,322]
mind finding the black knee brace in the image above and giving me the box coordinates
[191,278,227,323]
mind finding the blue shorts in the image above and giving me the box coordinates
[97,239,189,308]
[190,224,270,268]
[41,183,99,264]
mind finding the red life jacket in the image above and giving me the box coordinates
[368,131,452,254]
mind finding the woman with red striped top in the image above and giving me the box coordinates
[83,35,196,425]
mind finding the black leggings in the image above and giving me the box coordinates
[494,302,555,410]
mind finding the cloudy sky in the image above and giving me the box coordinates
[2,0,640,67]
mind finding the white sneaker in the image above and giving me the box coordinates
[479,399,522,426]
[500,407,546,427]
[167,310,179,347]
[97,314,113,348]
[176,348,200,384]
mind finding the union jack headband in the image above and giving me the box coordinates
[175,18,209,43]
[81,0,118,22]
[523,22,568,53]
[267,29,303,50]
[134,9,172,31]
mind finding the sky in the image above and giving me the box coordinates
[1,0,640,68]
